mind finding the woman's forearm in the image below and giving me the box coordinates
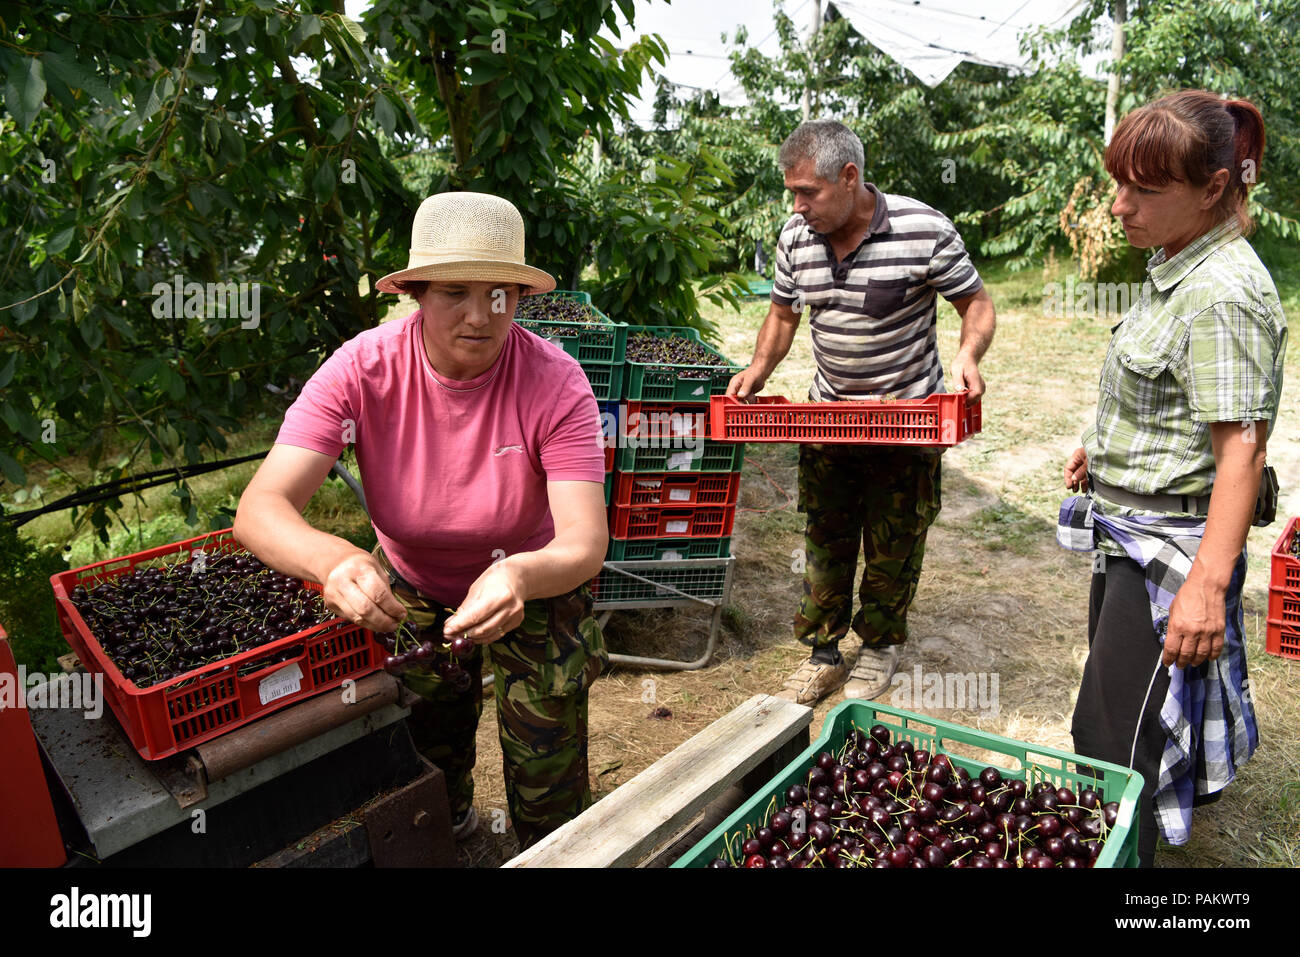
[233,489,365,586]
[1190,422,1267,591]
[499,524,607,600]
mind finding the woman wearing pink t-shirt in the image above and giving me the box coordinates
[234,193,608,848]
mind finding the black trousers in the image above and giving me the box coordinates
[1070,555,1169,867]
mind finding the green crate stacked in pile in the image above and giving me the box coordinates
[515,290,628,401]
[603,327,745,569]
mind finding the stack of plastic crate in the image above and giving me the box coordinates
[1267,516,1300,659]
[515,289,628,414]
[592,328,743,602]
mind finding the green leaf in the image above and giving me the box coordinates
[4,55,46,131]
[42,51,114,105]
[132,357,161,382]
[71,286,88,322]
[219,119,246,162]
[374,93,396,137]
[313,160,336,203]
[161,366,186,401]
[0,450,25,486]
[12,298,37,324]
[291,13,322,52]
[340,17,367,43]
[46,226,76,255]
[80,316,103,350]
[0,353,16,389]
[139,79,163,122]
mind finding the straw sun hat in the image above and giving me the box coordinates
[374,191,557,296]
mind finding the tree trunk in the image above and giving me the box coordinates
[802,0,821,122]
[1104,0,1127,145]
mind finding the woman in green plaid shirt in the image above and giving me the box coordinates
[1061,90,1286,866]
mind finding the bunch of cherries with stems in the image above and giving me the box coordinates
[70,549,334,689]
[708,723,1122,869]
[375,616,476,692]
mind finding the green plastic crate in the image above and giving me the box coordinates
[590,558,732,606]
[583,363,625,402]
[672,700,1144,869]
[607,536,732,561]
[517,310,627,365]
[604,472,613,505]
[523,288,592,305]
[624,327,741,401]
[615,439,744,473]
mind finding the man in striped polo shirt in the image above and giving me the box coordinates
[729,120,996,704]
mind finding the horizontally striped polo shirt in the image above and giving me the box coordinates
[771,183,983,401]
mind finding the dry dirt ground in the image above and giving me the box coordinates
[460,291,1300,868]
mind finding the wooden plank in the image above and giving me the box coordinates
[642,721,813,868]
[639,784,747,868]
[503,693,812,868]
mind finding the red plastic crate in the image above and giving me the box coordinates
[1267,623,1300,660]
[1266,516,1300,659]
[49,528,383,760]
[605,445,614,473]
[609,504,736,539]
[708,391,981,447]
[622,401,709,442]
[612,472,740,508]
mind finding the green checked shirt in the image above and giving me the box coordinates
[1083,218,1287,527]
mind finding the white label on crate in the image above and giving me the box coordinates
[668,451,694,470]
[662,550,684,562]
[259,662,303,706]
[666,520,689,534]
[668,488,692,502]
[691,385,706,396]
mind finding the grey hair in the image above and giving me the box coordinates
[778,120,865,182]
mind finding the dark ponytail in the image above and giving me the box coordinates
[1224,99,1266,233]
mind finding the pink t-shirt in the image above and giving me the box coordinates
[275,310,605,603]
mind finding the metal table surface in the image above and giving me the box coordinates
[27,673,413,860]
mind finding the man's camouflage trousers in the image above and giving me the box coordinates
[374,546,608,850]
[793,443,942,653]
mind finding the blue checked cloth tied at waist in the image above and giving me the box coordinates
[1056,494,1258,845]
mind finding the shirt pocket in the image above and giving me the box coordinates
[1102,327,1184,419]
[861,277,914,318]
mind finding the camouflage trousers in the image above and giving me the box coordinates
[374,547,608,850]
[794,443,942,652]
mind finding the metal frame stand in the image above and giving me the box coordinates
[593,557,736,672]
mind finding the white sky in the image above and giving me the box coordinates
[342,0,1108,128]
